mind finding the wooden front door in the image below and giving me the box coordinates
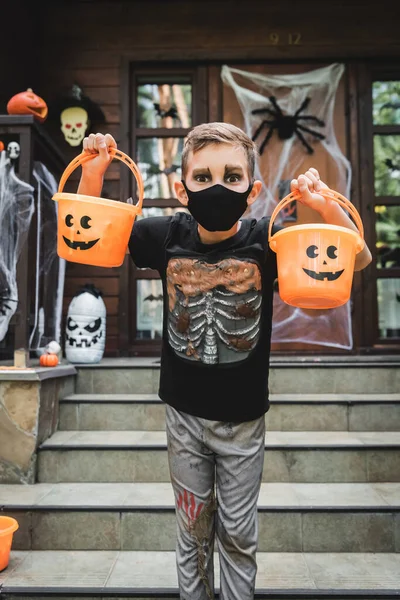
[121,61,368,356]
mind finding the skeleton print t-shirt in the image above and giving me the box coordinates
[167,256,262,365]
[129,212,281,422]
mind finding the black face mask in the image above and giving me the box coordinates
[182,181,253,232]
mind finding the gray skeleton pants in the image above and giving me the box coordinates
[165,404,265,600]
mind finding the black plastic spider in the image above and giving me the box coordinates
[251,96,325,155]
[385,158,400,176]
[147,164,180,177]
[153,103,178,120]
[144,294,163,302]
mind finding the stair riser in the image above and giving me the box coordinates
[59,402,400,432]
[0,597,178,600]
[3,596,394,600]
[0,596,177,600]
[76,366,400,395]
[7,509,399,553]
[37,448,400,483]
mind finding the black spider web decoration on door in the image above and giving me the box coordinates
[251,96,326,155]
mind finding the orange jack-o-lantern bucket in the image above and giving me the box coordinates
[268,188,365,309]
[52,148,144,267]
[0,516,19,572]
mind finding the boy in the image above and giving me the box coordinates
[78,123,372,600]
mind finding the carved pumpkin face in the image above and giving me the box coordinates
[7,89,48,122]
[61,208,100,253]
[303,244,345,282]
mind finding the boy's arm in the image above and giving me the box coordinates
[292,168,372,272]
[77,132,116,196]
[77,173,104,196]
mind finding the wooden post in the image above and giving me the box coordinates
[14,348,28,368]
[0,116,66,365]
[12,125,33,366]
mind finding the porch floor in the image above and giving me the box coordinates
[2,550,400,595]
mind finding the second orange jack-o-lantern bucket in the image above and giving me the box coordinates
[52,148,144,267]
[268,188,365,309]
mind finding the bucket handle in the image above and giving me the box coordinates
[56,147,144,212]
[268,187,364,245]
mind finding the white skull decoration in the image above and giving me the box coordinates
[65,284,106,363]
[7,141,20,160]
[60,106,88,146]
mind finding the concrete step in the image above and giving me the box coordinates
[74,356,400,395]
[59,393,400,432]
[1,550,400,598]
[1,482,400,552]
[37,430,400,483]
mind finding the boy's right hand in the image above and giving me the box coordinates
[81,133,117,178]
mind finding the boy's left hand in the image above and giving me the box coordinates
[291,168,333,216]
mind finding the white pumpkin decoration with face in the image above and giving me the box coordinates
[65,284,106,363]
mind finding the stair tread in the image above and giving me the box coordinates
[1,481,399,508]
[39,429,400,448]
[72,354,400,366]
[62,393,161,402]
[61,392,400,403]
[2,550,400,592]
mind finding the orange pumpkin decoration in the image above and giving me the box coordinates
[39,353,59,367]
[0,141,4,152]
[7,88,48,123]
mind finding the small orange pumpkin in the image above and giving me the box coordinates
[39,353,59,367]
[0,141,4,152]
[7,88,48,123]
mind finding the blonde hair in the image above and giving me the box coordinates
[181,122,258,179]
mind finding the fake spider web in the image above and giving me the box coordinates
[30,162,66,351]
[0,151,35,343]
[221,63,354,349]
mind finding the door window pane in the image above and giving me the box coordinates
[377,278,400,338]
[137,81,192,128]
[373,81,400,125]
[137,137,184,198]
[375,205,400,268]
[374,135,400,196]
[136,279,163,339]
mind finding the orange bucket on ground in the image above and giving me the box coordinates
[268,188,365,309]
[52,148,144,267]
[0,516,19,572]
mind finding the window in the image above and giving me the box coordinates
[137,81,193,129]
[136,278,163,340]
[372,79,400,344]
[125,65,207,354]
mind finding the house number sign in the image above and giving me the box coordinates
[268,32,302,45]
